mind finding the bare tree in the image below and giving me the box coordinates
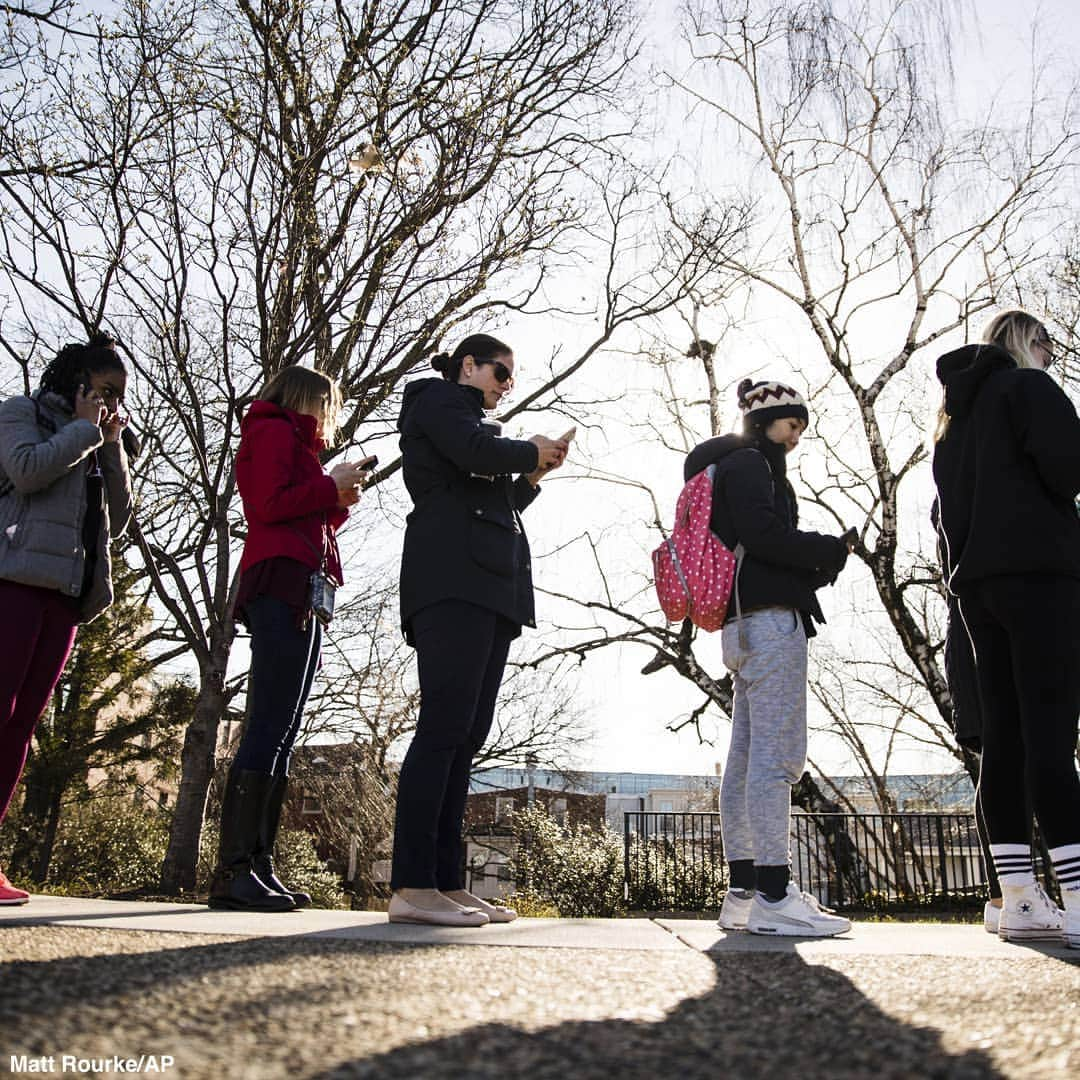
[529,0,1080,803]
[0,2,82,68]
[0,0,729,891]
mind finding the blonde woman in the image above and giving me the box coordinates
[208,367,372,912]
[933,310,1080,948]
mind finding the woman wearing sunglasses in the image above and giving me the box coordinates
[390,334,568,925]
[934,309,1080,949]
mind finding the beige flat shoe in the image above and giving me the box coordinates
[441,890,518,923]
[387,893,489,927]
[479,901,517,924]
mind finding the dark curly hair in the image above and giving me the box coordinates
[430,334,512,382]
[39,331,126,404]
[38,332,140,458]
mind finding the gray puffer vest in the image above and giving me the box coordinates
[0,390,133,623]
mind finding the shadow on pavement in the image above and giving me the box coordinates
[312,950,1004,1079]
[0,930,1024,1078]
[0,935,426,1020]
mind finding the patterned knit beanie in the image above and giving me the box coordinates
[737,378,809,429]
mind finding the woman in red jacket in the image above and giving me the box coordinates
[208,367,372,912]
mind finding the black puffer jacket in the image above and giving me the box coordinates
[932,343,1080,590]
[684,434,848,636]
[398,378,542,642]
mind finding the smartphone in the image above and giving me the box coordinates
[560,426,577,443]
[360,455,379,485]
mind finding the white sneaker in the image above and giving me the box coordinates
[718,889,753,930]
[1066,909,1080,949]
[983,901,1001,935]
[747,883,851,938]
[998,883,1063,942]
[1062,890,1080,949]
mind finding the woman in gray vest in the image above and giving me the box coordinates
[0,333,133,905]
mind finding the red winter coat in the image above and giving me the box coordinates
[236,401,346,583]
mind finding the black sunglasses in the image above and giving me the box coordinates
[479,358,514,385]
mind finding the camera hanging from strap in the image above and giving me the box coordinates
[287,515,338,627]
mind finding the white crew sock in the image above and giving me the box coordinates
[1049,843,1080,909]
[990,843,1036,889]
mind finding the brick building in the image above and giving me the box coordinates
[464,786,606,831]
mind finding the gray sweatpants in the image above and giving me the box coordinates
[719,607,808,867]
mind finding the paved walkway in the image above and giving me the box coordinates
[2,894,1077,959]
[2,897,1078,1078]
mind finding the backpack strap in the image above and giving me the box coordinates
[723,449,774,648]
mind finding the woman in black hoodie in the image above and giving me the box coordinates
[688,378,851,937]
[389,335,568,927]
[933,309,1080,948]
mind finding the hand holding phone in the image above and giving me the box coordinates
[74,384,106,426]
[541,426,575,473]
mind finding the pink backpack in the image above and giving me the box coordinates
[652,465,740,632]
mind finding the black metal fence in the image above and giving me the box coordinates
[624,811,992,913]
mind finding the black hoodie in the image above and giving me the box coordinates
[932,343,1080,590]
[397,378,541,642]
[684,433,848,636]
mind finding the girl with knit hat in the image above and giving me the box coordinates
[684,377,853,936]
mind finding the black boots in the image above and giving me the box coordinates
[252,774,312,909]
[208,769,295,912]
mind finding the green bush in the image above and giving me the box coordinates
[38,796,169,896]
[510,804,625,917]
[501,889,560,918]
[624,835,728,912]
[272,828,347,910]
[0,805,19,870]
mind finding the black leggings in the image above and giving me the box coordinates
[391,600,517,890]
[232,594,322,776]
[959,575,1080,850]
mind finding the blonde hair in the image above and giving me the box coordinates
[259,366,343,445]
[982,309,1047,371]
[933,308,1048,444]
[932,401,949,444]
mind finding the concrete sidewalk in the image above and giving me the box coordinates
[2,897,1077,1079]
[1,893,1076,959]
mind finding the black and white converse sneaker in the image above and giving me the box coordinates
[998,883,1064,942]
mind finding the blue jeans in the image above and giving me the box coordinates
[233,594,322,776]
[391,600,517,890]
